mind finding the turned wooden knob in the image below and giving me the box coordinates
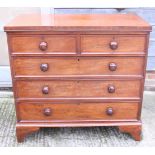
[42,86,49,94]
[40,63,49,72]
[109,62,117,71]
[109,41,118,50]
[106,107,113,116]
[39,41,48,51]
[108,85,115,93]
[43,108,52,116]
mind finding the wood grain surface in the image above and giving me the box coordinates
[10,35,76,53]
[81,35,146,53]
[17,102,139,121]
[4,14,151,31]
[13,57,144,76]
[15,80,141,98]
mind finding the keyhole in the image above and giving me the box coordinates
[77,58,80,61]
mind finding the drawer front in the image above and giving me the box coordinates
[81,35,146,53]
[13,57,144,76]
[10,35,76,54]
[17,102,139,121]
[15,80,141,98]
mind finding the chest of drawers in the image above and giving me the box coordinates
[4,14,151,142]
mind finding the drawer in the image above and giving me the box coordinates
[15,80,141,98]
[10,35,76,54]
[17,102,139,121]
[13,57,144,76]
[81,35,146,53]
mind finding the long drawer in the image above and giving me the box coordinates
[13,57,144,77]
[15,80,141,98]
[17,102,139,121]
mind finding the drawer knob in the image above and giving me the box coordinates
[42,86,49,94]
[108,85,115,93]
[43,108,52,116]
[106,107,113,116]
[109,41,118,50]
[109,62,117,71]
[39,41,48,51]
[40,63,49,72]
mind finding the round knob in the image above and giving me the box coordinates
[39,41,48,51]
[106,107,113,116]
[109,62,117,71]
[40,63,49,72]
[108,85,115,93]
[42,86,49,94]
[43,108,52,116]
[109,41,118,50]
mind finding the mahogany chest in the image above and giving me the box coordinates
[4,14,151,142]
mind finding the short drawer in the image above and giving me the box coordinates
[13,57,144,76]
[15,80,141,98]
[10,35,76,54]
[81,35,146,53]
[17,102,139,121]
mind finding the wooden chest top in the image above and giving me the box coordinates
[4,14,151,32]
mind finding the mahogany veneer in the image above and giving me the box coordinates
[13,57,144,76]
[18,102,139,121]
[15,80,141,98]
[11,35,76,53]
[4,14,151,142]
